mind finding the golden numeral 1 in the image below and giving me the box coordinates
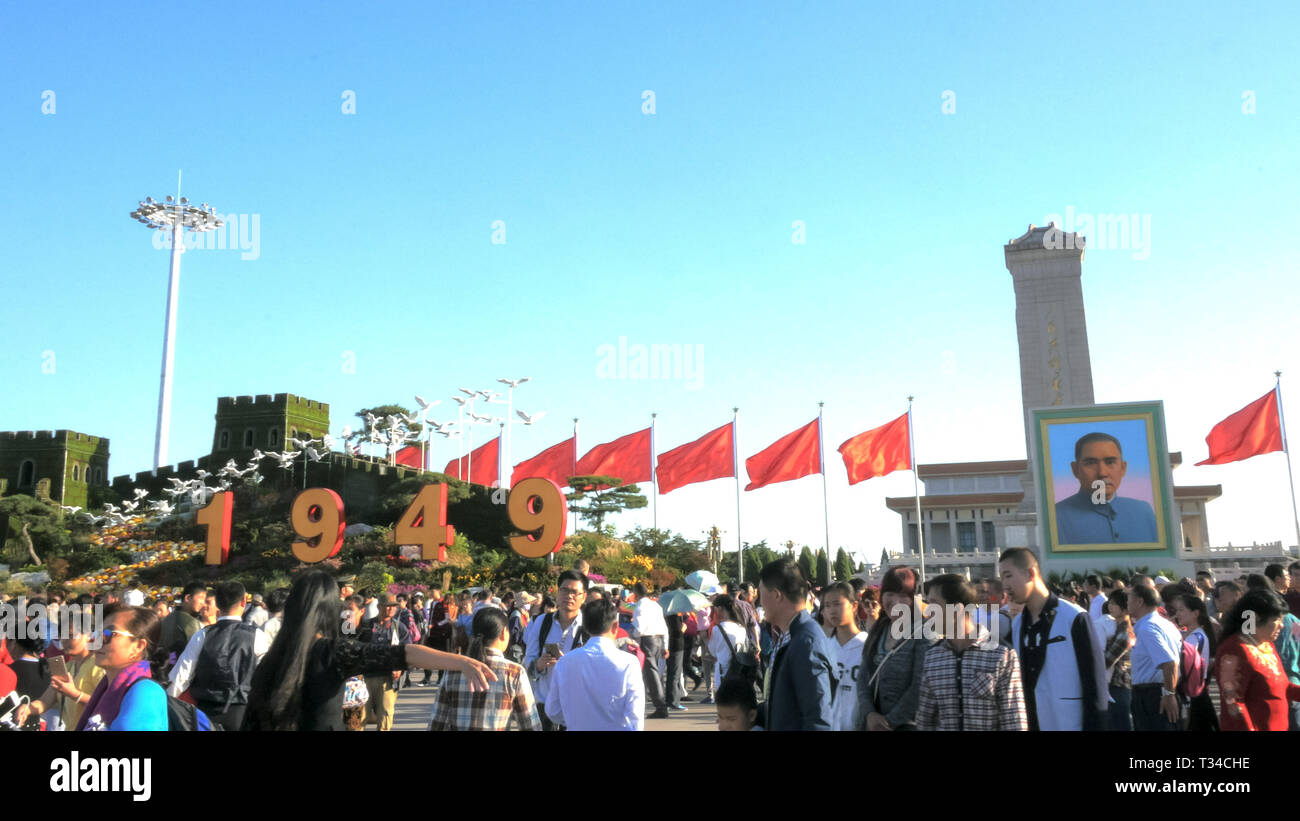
[196,491,233,565]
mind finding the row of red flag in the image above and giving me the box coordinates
[395,387,1286,492]
[397,411,915,492]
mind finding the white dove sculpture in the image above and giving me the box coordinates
[497,377,531,388]
[516,410,546,425]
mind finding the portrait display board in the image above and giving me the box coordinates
[1029,401,1178,560]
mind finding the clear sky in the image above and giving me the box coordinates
[2,1,1298,566]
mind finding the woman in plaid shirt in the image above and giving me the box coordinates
[428,608,541,731]
[915,575,1028,731]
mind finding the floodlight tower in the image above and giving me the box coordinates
[130,179,223,474]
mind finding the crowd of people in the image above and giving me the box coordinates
[2,553,1297,732]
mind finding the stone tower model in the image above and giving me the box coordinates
[210,394,330,462]
[1005,222,1095,424]
[0,430,111,509]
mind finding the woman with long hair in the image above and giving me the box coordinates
[75,605,169,731]
[1172,593,1219,731]
[706,595,749,703]
[427,607,540,730]
[244,570,496,731]
[1215,589,1300,731]
[855,567,931,731]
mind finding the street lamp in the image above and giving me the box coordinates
[130,181,223,474]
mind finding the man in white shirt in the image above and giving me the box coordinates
[1126,583,1182,731]
[523,570,589,730]
[547,598,645,731]
[1085,576,1107,622]
[630,582,670,719]
[167,581,270,730]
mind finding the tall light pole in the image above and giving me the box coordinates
[130,179,223,474]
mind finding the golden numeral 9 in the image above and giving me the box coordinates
[291,488,346,563]
[507,478,568,559]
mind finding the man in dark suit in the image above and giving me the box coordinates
[757,557,834,731]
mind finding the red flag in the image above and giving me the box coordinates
[838,412,910,485]
[576,428,652,485]
[1195,389,1283,466]
[744,418,821,492]
[656,422,734,494]
[512,437,576,488]
[395,445,423,468]
[443,436,501,486]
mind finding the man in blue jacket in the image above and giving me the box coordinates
[756,557,835,730]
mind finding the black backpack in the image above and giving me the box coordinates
[530,613,589,666]
[717,624,761,695]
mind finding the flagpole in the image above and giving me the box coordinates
[733,407,743,585]
[1275,371,1300,550]
[650,412,658,530]
[498,422,505,490]
[908,396,926,582]
[466,397,475,486]
[819,401,830,587]
[572,417,579,534]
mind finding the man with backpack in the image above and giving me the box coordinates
[523,570,590,730]
[1126,583,1182,730]
[167,581,269,731]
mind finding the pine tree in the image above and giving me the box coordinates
[797,546,816,584]
[565,475,648,531]
[834,548,854,581]
[815,548,830,586]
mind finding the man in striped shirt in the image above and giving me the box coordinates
[916,575,1028,731]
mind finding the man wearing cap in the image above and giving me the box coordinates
[360,593,413,731]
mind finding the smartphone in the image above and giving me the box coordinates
[0,692,20,725]
[544,643,561,658]
[48,656,69,681]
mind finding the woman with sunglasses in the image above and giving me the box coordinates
[74,605,168,731]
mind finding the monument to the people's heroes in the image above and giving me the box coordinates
[1001,223,1189,576]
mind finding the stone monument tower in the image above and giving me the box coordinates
[1005,222,1094,422]
[1002,222,1093,548]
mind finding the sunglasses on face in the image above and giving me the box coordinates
[102,629,139,641]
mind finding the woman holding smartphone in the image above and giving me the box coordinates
[17,618,105,731]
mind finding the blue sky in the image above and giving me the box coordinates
[2,1,1298,565]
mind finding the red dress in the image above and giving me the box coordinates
[1215,634,1300,731]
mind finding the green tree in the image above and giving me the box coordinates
[815,548,830,586]
[797,546,816,585]
[834,548,854,582]
[0,495,73,566]
[565,475,647,532]
[623,527,707,575]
